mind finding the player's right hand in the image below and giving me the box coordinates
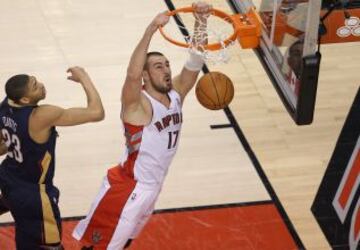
[67,66,90,83]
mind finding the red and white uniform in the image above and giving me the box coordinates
[73,89,183,249]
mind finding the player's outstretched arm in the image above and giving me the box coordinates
[30,66,104,130]
[173,1,211,102]
[121,12,170,117]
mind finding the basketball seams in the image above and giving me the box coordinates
[196,86,217,110]
[195,71,234,110]
[209,72,221,107]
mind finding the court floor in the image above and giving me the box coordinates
[0,1,359,249]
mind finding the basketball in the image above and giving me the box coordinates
[195,71,234,110]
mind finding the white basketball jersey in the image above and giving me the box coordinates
[120,89,183,185]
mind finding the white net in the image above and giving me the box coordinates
[162,10,236,64]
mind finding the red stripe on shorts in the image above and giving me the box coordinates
[79,166,136,248]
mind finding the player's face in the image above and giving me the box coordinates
[144,55,172,94]
[23,76,46,105]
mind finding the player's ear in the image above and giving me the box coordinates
[142,71,150,83]
[19,96,31,105]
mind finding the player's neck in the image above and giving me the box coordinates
[153,93,171,108]
[145,87,171,107]
[7,99,35,107]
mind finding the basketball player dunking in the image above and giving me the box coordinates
[72,2,211,249]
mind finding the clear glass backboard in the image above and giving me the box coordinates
[227,0,322,125]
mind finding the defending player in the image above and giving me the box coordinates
[0,67,104,249]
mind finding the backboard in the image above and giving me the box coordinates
[227,0,322,125]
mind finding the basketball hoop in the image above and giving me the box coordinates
[159,6,262,63]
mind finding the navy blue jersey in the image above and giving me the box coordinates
[0,98,57,185]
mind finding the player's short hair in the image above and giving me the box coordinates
[5,74,30,104]
[144,51,165,70]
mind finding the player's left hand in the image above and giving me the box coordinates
[150,12,170,32]
[67,66,91,84]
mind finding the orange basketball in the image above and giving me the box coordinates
[195,72,234,110]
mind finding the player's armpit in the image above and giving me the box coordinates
[121,94,152,126]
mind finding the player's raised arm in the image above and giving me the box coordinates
[121,13,170,113]
[30,66,104,131]
[173,2,211,101]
